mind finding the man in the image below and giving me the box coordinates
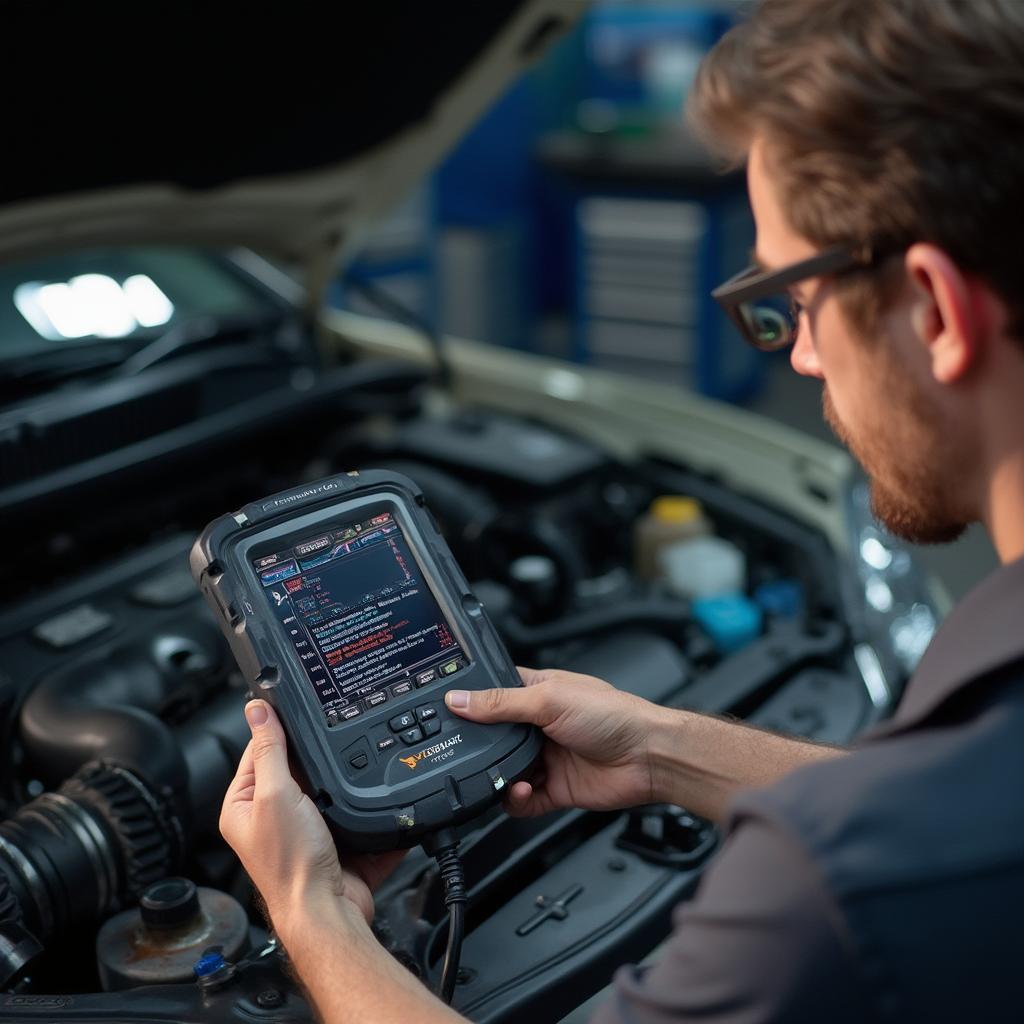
[219,0,1024,1019]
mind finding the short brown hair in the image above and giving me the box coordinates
[690,0,1024,336]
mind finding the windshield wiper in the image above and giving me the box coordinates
[0,310,293,407]
[0,344,132,404]
[110,309,286,378]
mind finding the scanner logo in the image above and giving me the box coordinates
[399,733,463,769]
[261,480,341,513]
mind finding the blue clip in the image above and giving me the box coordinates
[193,952,226,979]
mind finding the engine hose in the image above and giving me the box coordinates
[497,597,691,652]
[0,761,182,946]
[17,618,228,806]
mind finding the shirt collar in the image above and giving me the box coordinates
[868,553,1024,738]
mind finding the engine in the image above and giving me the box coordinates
[0,405,879,1023]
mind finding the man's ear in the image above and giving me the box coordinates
[904,243,982,384]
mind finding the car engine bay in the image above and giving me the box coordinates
[0,324,889,1022]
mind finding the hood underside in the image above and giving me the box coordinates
[0,3,580,278]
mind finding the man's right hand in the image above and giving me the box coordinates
[444,667,665,816]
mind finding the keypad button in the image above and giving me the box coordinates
[376,737,396,753]
[415,669,436,687]
[400,726,424,745]
[422,718,441,738]
[389,711,417,733]
[415,705,437,723]
[391,681,413,697]
[440,659,461,677]
[366,692,388,708]
[349,752,368,770]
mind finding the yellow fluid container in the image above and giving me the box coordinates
[633,496,710,580]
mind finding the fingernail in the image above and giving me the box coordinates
[245,701,268,728]
[445,690,469,710]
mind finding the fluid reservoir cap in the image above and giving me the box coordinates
[509,555,557,585]
[193,951,226,979]
[753,579,804,619]
[692,595,763,654]
[651,496,703,524]
[140,877,200,930]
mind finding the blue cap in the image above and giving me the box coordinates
[753,579,803,619]
[193,952,226,979]
[692,595,763,654]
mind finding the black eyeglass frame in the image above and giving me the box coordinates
[712,243,889,351]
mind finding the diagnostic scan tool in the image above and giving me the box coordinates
[190,470,541,854]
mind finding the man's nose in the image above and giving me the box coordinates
[790,324,824,379]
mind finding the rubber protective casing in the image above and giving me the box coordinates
[190,470,541,852]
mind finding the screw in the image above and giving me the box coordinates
[256,989,284,1009]
[456,967,476,986]
[607,857,627,872]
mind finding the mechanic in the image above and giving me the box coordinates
[219,1,1024,1020]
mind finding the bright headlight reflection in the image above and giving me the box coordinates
[860,534,894,571]
[123,275,175,327]
[865,576,894,613]
[889,604,937,671]
[14,274,174,341]
[544,368,585,400]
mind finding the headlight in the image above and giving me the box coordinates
[843,478,946,713]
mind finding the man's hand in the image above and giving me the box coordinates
[445,667,664,816]
[219,700,404,935]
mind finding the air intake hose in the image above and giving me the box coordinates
[0,761,182,948]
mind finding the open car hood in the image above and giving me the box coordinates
[0,3,580,300]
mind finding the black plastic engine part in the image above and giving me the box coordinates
[671,619,849,717]
[141,876,201,929]
[480,514,587,619]
[15,608,252,845]
[446,814,713,1023]
[373,460,498,576]
[96,877,249,991]
[376,459,588,618]
[0,761,182,947]
[616,806,715,868]
[747,665,871,743]
[496,597,692,655]
[18,617,227,801]
[555,630,690,706]
[391,412,607,493]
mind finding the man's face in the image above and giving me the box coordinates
[746,137,970,544]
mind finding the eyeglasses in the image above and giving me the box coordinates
[712,244,887,351]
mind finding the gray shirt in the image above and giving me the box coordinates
[593,556,1024,1023]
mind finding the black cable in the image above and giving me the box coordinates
[421,829,467,1004]
[439,899,465,1004]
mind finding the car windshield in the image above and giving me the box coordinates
[0,247,280,362]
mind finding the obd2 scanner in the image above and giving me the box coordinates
[191,470,541,1001]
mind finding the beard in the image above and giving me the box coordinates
[822,384,967,545]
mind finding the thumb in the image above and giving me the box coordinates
[444,684,555,727]
[244,700,291,784]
